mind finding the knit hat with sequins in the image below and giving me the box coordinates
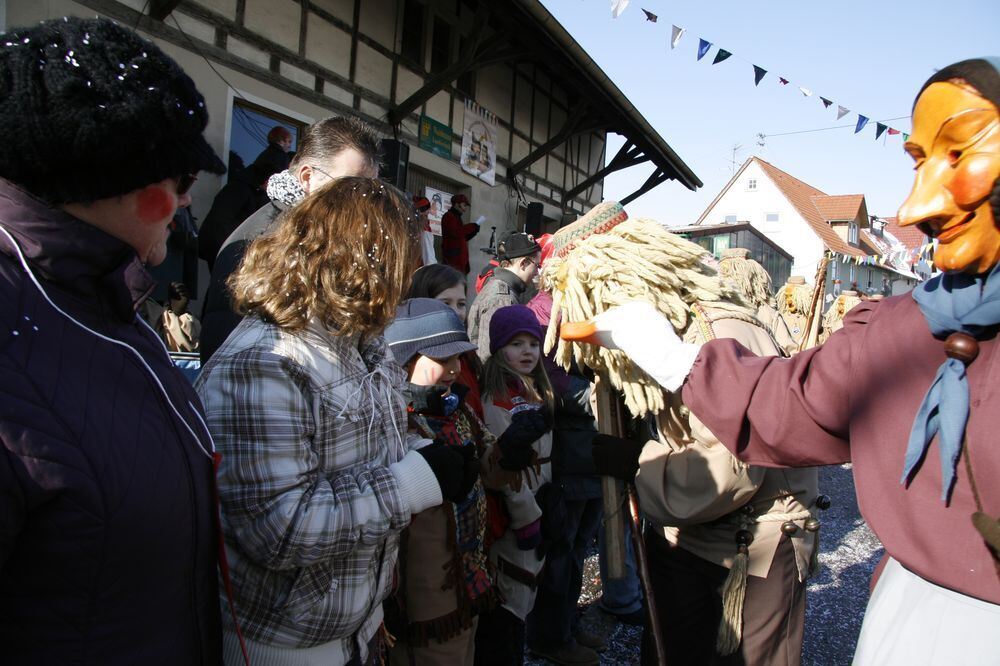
[0,16,225,203]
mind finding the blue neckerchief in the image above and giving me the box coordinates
[904,263,1000,501]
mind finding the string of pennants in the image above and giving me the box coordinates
[825,243,935,268]
[609,1,910,142]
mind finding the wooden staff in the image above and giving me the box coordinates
[595,381,667,665]
[797,257,830,353]
[595,381,626,580]
[628,483,667,666]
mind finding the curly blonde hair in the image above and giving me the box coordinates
[229,177,420,339]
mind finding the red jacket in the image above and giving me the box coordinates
[441,207,479,274]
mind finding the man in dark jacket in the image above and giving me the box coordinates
[0,18,226,664]
[197,161,276,271]
[467,231,540,362]
[441,193,480,274]
[199,116,381,363]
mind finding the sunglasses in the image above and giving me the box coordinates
[176,174,198,196]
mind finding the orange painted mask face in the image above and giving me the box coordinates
[898,81,1000,274]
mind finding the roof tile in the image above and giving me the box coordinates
[882,216,928,251]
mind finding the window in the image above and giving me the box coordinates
[456,36,476,97]
[765,212,779,223]
[848,220,859,244]
[724,214,737,224]
[228,98,304,178]
[400,0,426,65]
[747,179,757,191]
[430,16,451,73]
[712,235,731,257]
[849,265,855,284]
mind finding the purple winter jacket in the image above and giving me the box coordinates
[0,179,223,664]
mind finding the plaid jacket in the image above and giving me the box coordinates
[196,317,440,661]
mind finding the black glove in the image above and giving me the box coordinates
[417,441,466,503]
[407,383,466,416]
[496,409,552,471]
[591,433,644,480]
[456,443,480,501]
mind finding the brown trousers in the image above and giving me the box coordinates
[641,530,805,666]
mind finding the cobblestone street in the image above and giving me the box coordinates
[527,463,883,665]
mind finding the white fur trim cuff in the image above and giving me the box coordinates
[390,450,443,514]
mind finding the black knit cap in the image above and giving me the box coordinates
[0,16,226,203]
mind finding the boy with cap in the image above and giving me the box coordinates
[467,231,542,362]
[0,17,226,663]
[384,299,546,665]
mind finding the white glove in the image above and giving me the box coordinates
[591,302,701,392]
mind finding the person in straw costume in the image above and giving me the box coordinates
[718,248,797,356]
[818,289,863,344]
[541,203,820,665]
[775,275,812,350]
[569,57,1000,663]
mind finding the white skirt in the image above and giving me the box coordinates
[853,558,1000,665]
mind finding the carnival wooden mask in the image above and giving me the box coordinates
[899,81,1000,274]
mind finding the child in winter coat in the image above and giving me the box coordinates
[474,304,556,666]
[384,299,548,666]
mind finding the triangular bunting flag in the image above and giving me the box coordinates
[611,0,631,18]
[799,87,812,97]
[887,128,901,135]
[820,97,833,108]
[903,133,910,141]
[697,38,712,61]
[855,115,869,133]
[837,105,850,120]
[671,25,686,49]
[753,65,767,86]
[712,49,732,65]
[642,8,657,22]
[778,77,790,85]
[875,122,887,140]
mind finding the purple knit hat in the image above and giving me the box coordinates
[489,304,543,354]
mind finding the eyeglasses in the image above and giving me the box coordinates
[311,165,335,180]
[176,174,198,196]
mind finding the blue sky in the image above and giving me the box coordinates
[539,0,1000,226]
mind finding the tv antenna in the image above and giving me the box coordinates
[728,143,743,175]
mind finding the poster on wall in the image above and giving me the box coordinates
[424,186,453,236]
[461,100,497,186]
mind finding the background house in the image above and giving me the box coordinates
[673,222,793,288]
[691,157,920,296]
[4,0,700,303]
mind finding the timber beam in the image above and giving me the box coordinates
[387,6,494,126]
[620,168,672,206]
[149,0,182,21]
[506,103,605,178]
[561,140,648,204]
